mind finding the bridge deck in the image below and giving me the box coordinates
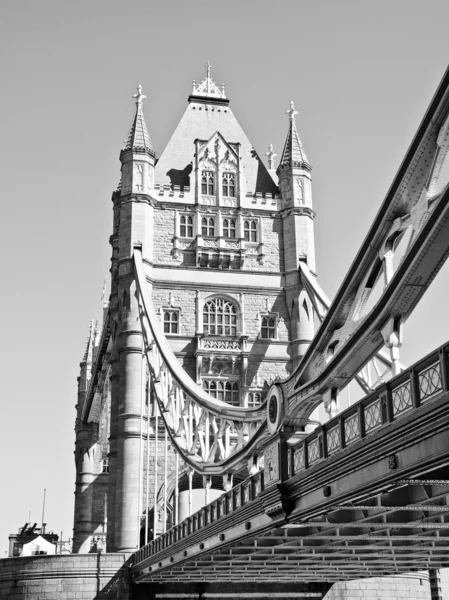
[132,343,449,583]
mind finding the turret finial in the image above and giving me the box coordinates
[266,143,277,170]
[206,61,211,79]
[286,100,298,122]
[133,83,146,107]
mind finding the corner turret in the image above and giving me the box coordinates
[278,102,316,367]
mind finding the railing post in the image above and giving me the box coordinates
[339,416,345,450]
[409,367,420,408]
[439,347,449,391]
[358,402,366,438]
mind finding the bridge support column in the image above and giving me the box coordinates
[114,285,145,553]
[73,441,95,553]
[381,317,403,376]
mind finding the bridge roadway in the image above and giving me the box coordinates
[132,342,449,585]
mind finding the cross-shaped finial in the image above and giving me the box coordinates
[266,143,277,169]
[133,83,146,107]
[206,61,211,79]
[286,100,298,121]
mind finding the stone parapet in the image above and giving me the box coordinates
[0,553,130,600]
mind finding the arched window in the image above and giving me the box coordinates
[203,297,237,336]
[223,218,236,238]
[201,170,215,195]
[202,217,215,237]
[180,215,193,238]
[203,380,240,406]
[222,172,236,197]
[247,392,262,408]
[244,220,258,242]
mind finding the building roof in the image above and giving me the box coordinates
[123,85,155,154]
[154,73,278,196]
[278,101,309,169]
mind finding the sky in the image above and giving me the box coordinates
[0,0,449,557]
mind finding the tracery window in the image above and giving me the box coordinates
[180,215,193,238]
[247,392,262,408]
[163,310,179,334]
[201,216,215,237]
[244,220,258,242]
[203,297,237,336]
[201,170,215,195]
[203,379,240,406]
[222,218,236,238]
[261,316,276,339]
[222,172,236,197]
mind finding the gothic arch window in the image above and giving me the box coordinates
[180,215,193,238]
[203,297,238,336]
[223,218,236,238]
[261,315,276,339]
[201,170,215,195]
[222,172,236,197]
[244,220,258,242]
[203,379,240,406]
[202,216,215,237]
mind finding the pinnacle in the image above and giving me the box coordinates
[278,101,309,169]
[122,84,155,154]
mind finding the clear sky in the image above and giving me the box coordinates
[0,0,449,557]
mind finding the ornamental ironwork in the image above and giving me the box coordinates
[327,426,340,454]
[418,361,442,401]
[344,414,360,444]
[364,399,382,432]
[392,381,413,415]
[308,438,320,464]
[293,447,305,473]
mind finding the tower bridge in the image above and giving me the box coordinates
[2,63,449,600]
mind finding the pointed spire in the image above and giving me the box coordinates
[122,84,155,155]
[82,319,96,362]
[278,101,309,170]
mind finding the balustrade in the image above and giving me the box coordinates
[133,342,449,567]
[290,343,449,478]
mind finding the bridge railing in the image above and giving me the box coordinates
[133,468,265,565]
[290,342,449,477]
[133,342,449,567]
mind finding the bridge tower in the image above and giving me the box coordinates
[277,101,316,367]
[73,65,320,555]
[108,85,157,553]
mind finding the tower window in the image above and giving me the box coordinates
[102,459,109,474]
[180,215,193,238]
[247,392,262,408]
[201,170,215,195]
[163,310,179,334]
[244,220,258,242]
[261,316,276,339]
[203,379,240,406]
[203,297,237,336]
[222,172,236,197]
[201,216,215,237]
[223,218,236,238]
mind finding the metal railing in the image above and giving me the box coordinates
[133,469,264,565]
[133,341,449,566]
[290,343,448,477]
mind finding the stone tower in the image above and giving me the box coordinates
[73,65,318,553]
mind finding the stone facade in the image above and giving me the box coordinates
[65,68,448,600]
